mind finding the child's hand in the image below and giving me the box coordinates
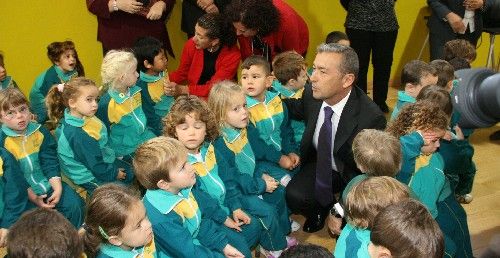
[262,173,278,193]
[279,155,293,170]
[420,130,439,145]
[327,214,342,236]
[287,153,300,169]
[443,130,454,141]
[116,0,143,14]
[116,168,127,180]
[0,228,8,248]
[233,209,251,225]
[27,188,54,209]
[454,125,465,140]
[47,177,63,206]
[146,1,166,20]
[224,217,242,232]
[164,81,177,96]
[223,244,245,258]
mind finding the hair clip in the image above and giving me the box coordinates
[98,226,110,240]
[56,83,65,93]
[82,223,93,233]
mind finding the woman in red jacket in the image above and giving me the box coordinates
[225,0,309,62]
[168,13,241,98]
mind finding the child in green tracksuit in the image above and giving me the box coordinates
[96,50,156,160]
[30,41,84,124]
[390,60,437,120]
[0,147,31,246]
[164,96,293,257]
[46,77,134,196]
[0,53,19,90]
[334,176,411,258]
[134,137,247,258]
[0,88,84,228]
[387,100,472,258]
[271,51,308,149]
[133,37,175,136]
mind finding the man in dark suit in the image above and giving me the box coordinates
[285,43,386,233]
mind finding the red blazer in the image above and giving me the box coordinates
[237,0,309,60]
[169,38,241,98]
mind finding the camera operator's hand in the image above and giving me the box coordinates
[446,12,466,34]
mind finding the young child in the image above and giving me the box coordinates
[133,136,245,257]
[133,36,175,136]
[390,60,438,120]
[81,184,156,258]
[325,31,350,46]
[0,147,30,247]
[46,77,133,196]
[333,176,411,258]
[7,208,83,258]
[0,52,19,90]
[443,39,477,64]
[386,100,472,258]
[271,51,308,149]
[0,88,84,228]
[96,50,156,161]
[30,40,84,124]
[209,80,297,235]
[429,59,455,92]
[369,199,444,258]
[164,95,294,257]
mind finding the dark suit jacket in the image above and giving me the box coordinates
[427,0,493,34]
[285,84,387,183]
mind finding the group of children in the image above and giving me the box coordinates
[0,33,479,258]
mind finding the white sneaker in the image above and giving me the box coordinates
[290,219,300,232]
[456,194,473,204]
[280,175,292,187]
[259,246,283,258]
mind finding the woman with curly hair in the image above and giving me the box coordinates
[386,100,472,258]
[225,0,309,62]
[168,13,241,99]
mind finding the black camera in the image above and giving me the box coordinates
[452,68,500,129]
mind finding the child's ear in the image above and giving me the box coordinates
[377,246,392,258]
[157,179,169,191]
[144,60,153,69]
[265,75,274,88]
[286,78,296,87]
[68,98,77,109]
[107,236,123,247]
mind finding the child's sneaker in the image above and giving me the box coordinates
[280,175,292,187]
[290,219,300,232]
[456,194,473,204]
[258,246,283,258]
[286,236,298,247]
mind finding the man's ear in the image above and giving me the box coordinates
[342,73,355,89]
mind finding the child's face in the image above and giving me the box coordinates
[225,92,249,129]
[166,155,197,192]
[241,65,272,102]
[0,59,6,81]
[148,49,168,74]
[55,49,76,73]
[175,112,206,154]
[118,63,139,90]
[68,86,99,118]
[116,201,153,249]
[0,104,31,134]
[368,242,391,258]
[286,67,309,91]
[421,129,445,155]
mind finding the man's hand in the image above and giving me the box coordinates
[446,12,466,34]
[464,0,484,10]
[146,1,166,20]
[116,0,143,14]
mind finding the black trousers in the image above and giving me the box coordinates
[345,28,398,106]
[285,162,347,217]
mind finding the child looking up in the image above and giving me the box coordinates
[30,40,84,124]
[133,36,174,136]
[0,88,84,228]
[46,77,133,196]
[81,184,156,258]
[390,60,437,120]
[97,50,156,160]
[0,52,19,90]
[133,136,245,257]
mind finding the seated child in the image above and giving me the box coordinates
[133,136,245,257]
[429,59,455,92]
[369,199,444,258]
[333,176,411,258]
[81,184,156,257]
[448,57,471,71]
[443,39,477,64]
[325,31,350,46]
[0,52,19,90]
[46,77,133,196]
[271,51,308,149]
[7,208,83,258]
[97,50,156,160]
[30,40,84,124]
[0,147,30,247]
[133,36,175,136]
[164,95,295,257]
[390,60,438,120]
[386,100,472,257]
[0,88,84,227]
[209,80,297,235]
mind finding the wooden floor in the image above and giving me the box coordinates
[289,86,500,257]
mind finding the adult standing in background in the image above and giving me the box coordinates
[225,0,309,63]
[427,0,493,60]
[181,0,231,38]
[87,0,175,56]
[343,0,398,113]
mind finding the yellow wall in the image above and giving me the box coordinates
[0,1,498,96]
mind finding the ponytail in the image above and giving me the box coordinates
[45,83,66,131]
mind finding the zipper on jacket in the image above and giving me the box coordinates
[22,135,47,193]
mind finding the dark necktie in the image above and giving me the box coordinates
[315,106,334,207]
